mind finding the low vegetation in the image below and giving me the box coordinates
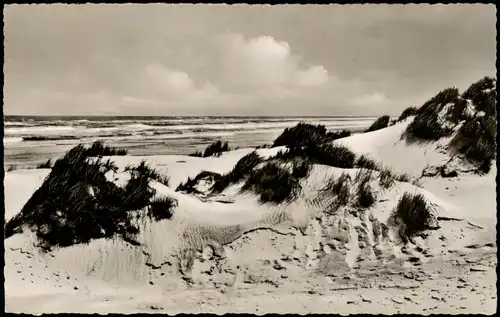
[365,115,391,133]
[4,141,176,250]
[189,140,231,158]
[86,140,128,156]
[355,154,382,171]
[315,173,352,212]
[378,167,396,189]
[210,151,264,193]
[6,165,17,172]
[402,87,460,141]
[176,170,223,194]
[449,77,497,173]
[388,192,438,243]
[397,106,419,122]
[148,197,178,221]
[354,169,376,208]
[36,159,52,169]
[275,143,357,169]
[272,122,350,149]
[241,161,303,204]
[124,160,170,187]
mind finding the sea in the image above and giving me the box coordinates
[3,116,378,169]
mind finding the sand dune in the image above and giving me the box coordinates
[4,107,497,314]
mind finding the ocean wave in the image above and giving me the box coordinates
[3,117,375,145]
[3,137,24,143]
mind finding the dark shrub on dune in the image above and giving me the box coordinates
[355,154,381,171]
[241,161,302,204]
[417,87,460,115]
[125,160,170,187]
[450,115,496,173]
[7,165,17,172]
[148,197,178,221]
[378,167,396,189]
[86,140,128,156]
[315,173,352,211]
[397,107,419,122]
[36,159,52,169]
[4,142,176,250]
[463,76,496,117]
[291,159,313,179]
[176,170,223,194]
[404,102,452,141]
[203,140,230,157]
[277,143,356,169]
[272,123,350,149]
[210,151,263,193]
[365,115,391,133]
[354,169,376,208]
[327,129,351,140]
[188,150,203,157]
[388,192,438,243]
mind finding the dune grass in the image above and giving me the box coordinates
[4,141,176,250]
[365,115,390,133]
[176,170,223,194]
[241,161,303,204]
[189,140,231,158]
[354,169,376,208]
[272,122,350,149]
[388,192,438,243]
[355,154,382,171]
[36,159,52,169]
[315,172,352,212]
[397,106,419,122]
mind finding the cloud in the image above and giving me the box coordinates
[214,33,330,93]
[3,5,495,116]
[350,92,389,107]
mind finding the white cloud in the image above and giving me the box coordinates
[216,33,329,92]
[350,92,388,107]
[144,64,195,96]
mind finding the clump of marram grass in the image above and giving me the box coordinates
[450,115,496,174]
[462,76,496,117]
[36,159,52,169]
[276,142,356,169]
[354,169,376,208]
[397,106,419,122]
[365,115,391,133]
[86,140,128,156]
[403,87,460,141]
[378,167,396,189]
[210,151,263,193]
[272,122,350,149]
[291,159,313,179]
[388,192,438,244]
[4,142,176,250]
[241,161,302,204]
[203,140,230,157]
[7,165,17,172]
[315,173,352,212]
[148,196,177,221]
[188,150,203,157]
[404,103,452,141]
[355,154,382,171]
[176,170,223,194]
[125,160,170,187]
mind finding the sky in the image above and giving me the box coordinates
[3,4,497,116]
